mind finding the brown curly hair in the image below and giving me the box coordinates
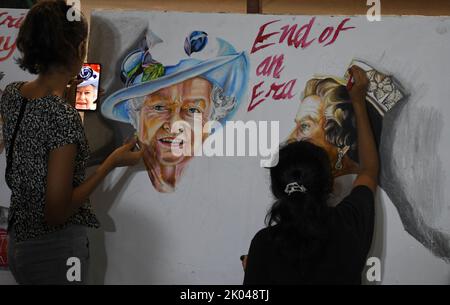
[16,0,88,74]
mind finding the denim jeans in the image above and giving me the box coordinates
[7,225,90,285]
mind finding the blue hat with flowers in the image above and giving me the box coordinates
[101,30,249,127]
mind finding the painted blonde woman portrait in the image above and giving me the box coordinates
[289,77,359,177]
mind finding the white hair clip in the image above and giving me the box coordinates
[284,182,308,195]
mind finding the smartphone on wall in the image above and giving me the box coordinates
[75,63,101,111]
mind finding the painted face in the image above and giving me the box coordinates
[289,94,359,177]
[76,85,97,110]
[289,95,328,149]
[139,77,212,166]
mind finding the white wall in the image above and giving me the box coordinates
[84,12,450,284]
[1,7,449,285]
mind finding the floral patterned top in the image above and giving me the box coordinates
[0,82,99,242]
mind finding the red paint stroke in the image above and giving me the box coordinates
[250,17,356,54]
[324,18,355,46]
[0,36,16,62]
[251,19,281,54]
[319,26,334,43]
[279,17,316,49]
[248,81,265,112]
[0,11,25,28]
[256,54,285,79]
[266,79,296,100]
[248,79,297,112]
[0,11,26,62]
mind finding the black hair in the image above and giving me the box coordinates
[266,141,333,274]
[16,0,88,74]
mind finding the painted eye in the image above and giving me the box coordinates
[153,105,166,111]
[187,107,201,114]
[301,123,310,132]
[299,122,313,137]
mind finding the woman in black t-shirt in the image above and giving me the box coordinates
[243,66,379,285]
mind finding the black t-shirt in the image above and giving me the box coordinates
[243,185,374,285]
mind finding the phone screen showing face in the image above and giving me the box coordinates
[76,63,101,111]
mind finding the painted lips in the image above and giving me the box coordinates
[158,136,184,147]
[76,102,88,109]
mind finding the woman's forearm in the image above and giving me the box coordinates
[45,137,140,226]
[353,100,379,178]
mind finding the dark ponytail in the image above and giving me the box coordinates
[266,141,333,273]
[16,0,88,74]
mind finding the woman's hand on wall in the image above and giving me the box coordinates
[348,65,369,105]
[106,138,143,168]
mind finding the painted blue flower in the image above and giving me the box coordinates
[184,31,208,56]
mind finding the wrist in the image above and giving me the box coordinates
[100,157,115,174]
[352,100,367,109]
